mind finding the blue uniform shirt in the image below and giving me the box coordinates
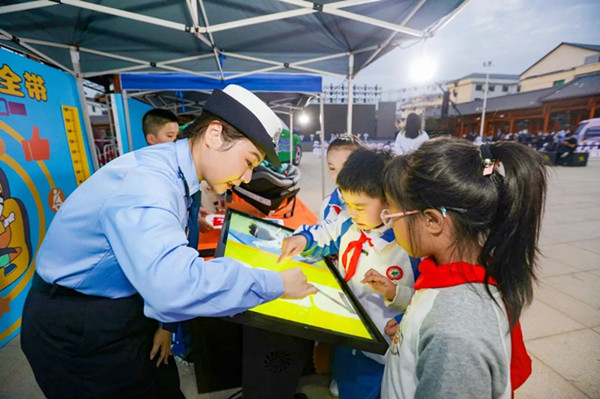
[36,139,284,322]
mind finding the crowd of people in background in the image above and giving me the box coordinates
[310,124,598,161]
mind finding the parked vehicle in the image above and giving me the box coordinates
[277,128,302,166]
[575,118,600,146]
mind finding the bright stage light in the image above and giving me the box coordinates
[298,113,309,125]
[409,55,437,83]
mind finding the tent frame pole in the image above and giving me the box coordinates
[289,109,294,165]
[70,48,100,171]
[319,94,326,199]
[0,1,56,14]
[278,0,424,37]
[121,89,134,153]
[347,53,354,135]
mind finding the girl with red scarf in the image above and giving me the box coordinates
[376,137,544,398]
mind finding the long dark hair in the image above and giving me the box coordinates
[383,137,547,328]
[404,113,421,139]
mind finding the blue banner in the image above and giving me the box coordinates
[0,48,92,347]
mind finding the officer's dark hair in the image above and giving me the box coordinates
[142,109,178,136]
[337,148,393,201]
[383,137,547,329]
[327,133,363,154]
[179,111,247,151]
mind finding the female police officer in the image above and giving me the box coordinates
[21,85,316,398]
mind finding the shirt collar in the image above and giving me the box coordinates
[330,188,344,206]
[175,138,200,196]
[361,224,396,251]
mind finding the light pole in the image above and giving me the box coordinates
[479,61,492,137]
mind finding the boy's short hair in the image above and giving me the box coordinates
[327,133,363,154]
[337,148,393,201]
[142,109,179,136]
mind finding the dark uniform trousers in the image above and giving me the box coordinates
[21,273,185,399]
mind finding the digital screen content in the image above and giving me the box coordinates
[215,209,387,354]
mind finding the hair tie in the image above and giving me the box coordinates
[480,144,494,176]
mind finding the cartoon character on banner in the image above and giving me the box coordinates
[0,168,32,291]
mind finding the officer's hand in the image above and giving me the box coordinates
[198,217,214,233]
[279,267,317,299]
[150,327,172,367]
[278,235,307,263]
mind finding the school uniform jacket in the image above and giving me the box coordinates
[382,259,531,398]
[295,211,415,364]
[318,187,346,223]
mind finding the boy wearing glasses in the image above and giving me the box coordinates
[279,148,416,399]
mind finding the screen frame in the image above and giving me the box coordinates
[215,208,389,355]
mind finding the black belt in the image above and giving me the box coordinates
[31,272,91,298]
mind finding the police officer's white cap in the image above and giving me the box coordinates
[203,84,282,167]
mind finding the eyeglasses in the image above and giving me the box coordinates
[380,206,468,228]
[380,209,419,228]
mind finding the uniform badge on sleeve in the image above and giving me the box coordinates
[386,265,403,281]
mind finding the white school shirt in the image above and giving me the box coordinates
[295,211,415,363]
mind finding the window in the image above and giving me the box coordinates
[488,84,495,92]
[517,85,521,93]
[584,54,600,65]
[475,84,483,91]
[502,85,509,92]
[585,127,600,139]
[553,79,565,87]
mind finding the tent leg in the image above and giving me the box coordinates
[347,53,354,135]
[71,48,100,172]
[289,109,294,165]
[122,90,134,153]
[319,93,326,199]
[109,94,125,156]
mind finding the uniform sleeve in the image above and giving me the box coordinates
[294,213,352,259]
[100,191,284,323]
[385,284,414,312]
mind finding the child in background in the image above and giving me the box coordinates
[280,149,417,399]
[320,134,363,223]
[315,134,363,396]
[317,133,363,395]
[142,109,179,145]
[380,137,541,398]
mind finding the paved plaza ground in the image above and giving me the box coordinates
[1,151,598,399]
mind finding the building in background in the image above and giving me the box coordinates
[447,73,600,136]
[389,42,600,136]
[520,43,600,92]
[446,73,520,103]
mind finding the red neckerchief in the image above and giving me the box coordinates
[341,230,373,282]
[414,257,532,393]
